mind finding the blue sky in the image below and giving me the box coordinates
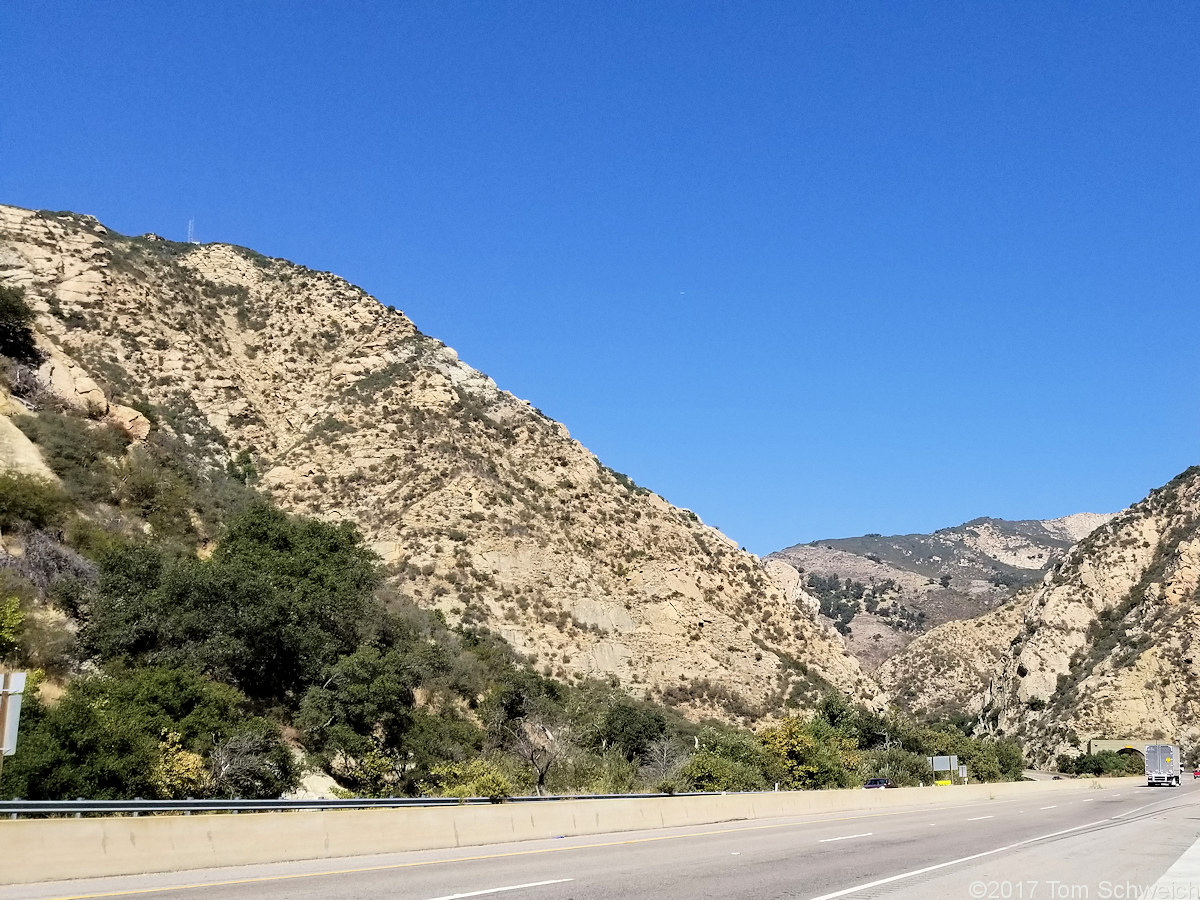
[3,3,1198,553]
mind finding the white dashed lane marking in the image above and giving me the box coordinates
[820,833,874,843]
[426,879,574,900]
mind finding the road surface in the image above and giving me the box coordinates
[5,781,1198,900]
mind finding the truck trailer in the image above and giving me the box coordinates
[1145,744,1181,786]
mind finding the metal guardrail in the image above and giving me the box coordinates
[0,791,719,819]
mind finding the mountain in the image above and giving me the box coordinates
[880,467,1200,764]
[0,204,878,721]
[768,513,1114,669]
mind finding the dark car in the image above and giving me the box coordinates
[863,778,897,789]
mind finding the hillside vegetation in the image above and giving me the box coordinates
[0,207,1030,796]
[0,204,876,722]
[0,321,1022,797]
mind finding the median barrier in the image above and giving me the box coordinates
[0,776,1142,884]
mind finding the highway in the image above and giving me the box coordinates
[5,781,1199,900]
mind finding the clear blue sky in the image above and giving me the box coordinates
[3,3,1198,553]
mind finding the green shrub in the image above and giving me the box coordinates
[0,666,296,800]
[678,750,768,792]
[0,472,71,529]
[859,747,936,787]
[423,758,513,802]
[591,701,666,760]
[0,594,22,655]
[13,412,128,501]
[80,503,381,705]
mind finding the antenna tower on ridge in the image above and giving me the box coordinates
[187,219,198,244]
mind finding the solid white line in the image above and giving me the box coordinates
[806,819,1108,900]
[819,832,873,842]
[1146,833,1200,895]
[1111,798,1170,819]
[1081,798,1093,802]
[426,879,574,900]
[967,816,993,820]
[1040,806,1056,810]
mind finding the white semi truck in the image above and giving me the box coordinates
[1145,744,1181,786]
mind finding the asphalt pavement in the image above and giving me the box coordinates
[5,780,1198,900]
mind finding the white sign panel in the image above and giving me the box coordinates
[1,672,27,756]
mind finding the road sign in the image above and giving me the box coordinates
[928,755,958,772]
[1,671,28,756]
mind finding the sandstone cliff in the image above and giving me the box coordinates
[0,205,878,720]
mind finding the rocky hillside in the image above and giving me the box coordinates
[880,467,1200,764]
[0,204,878,721]
[769,513,1112,669]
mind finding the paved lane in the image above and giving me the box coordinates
[5,782,1196,900]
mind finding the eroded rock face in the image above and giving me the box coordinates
[0,204,879,722]
[0,399,58,481]
[883,467,1200,764]
[878,599,1023,723]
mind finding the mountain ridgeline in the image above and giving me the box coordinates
[0,204,875,723]
[879,467,1200,764]
[2,202,1193,790]
[768,513,1114,669]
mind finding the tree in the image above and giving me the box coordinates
[0,284,40,364]
[208,722,298,798]
[640,736,689,791]
[593,701,666,760]
[503,713,573,796]
[859,747,935,787]
[79,504,383,704]
[674,725,776,792]
[151,731,212,799]
[211,503,380,694]
[814,691,859,733]
[760,715,860,790]
[297,645,420,796]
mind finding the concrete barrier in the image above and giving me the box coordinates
[0,777,1141,885]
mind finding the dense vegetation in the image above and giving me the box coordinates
[0,363,1026,799]
[1054,750,1144,777]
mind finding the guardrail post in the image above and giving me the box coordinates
[132,797,140,817]
[75,797,83,819]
